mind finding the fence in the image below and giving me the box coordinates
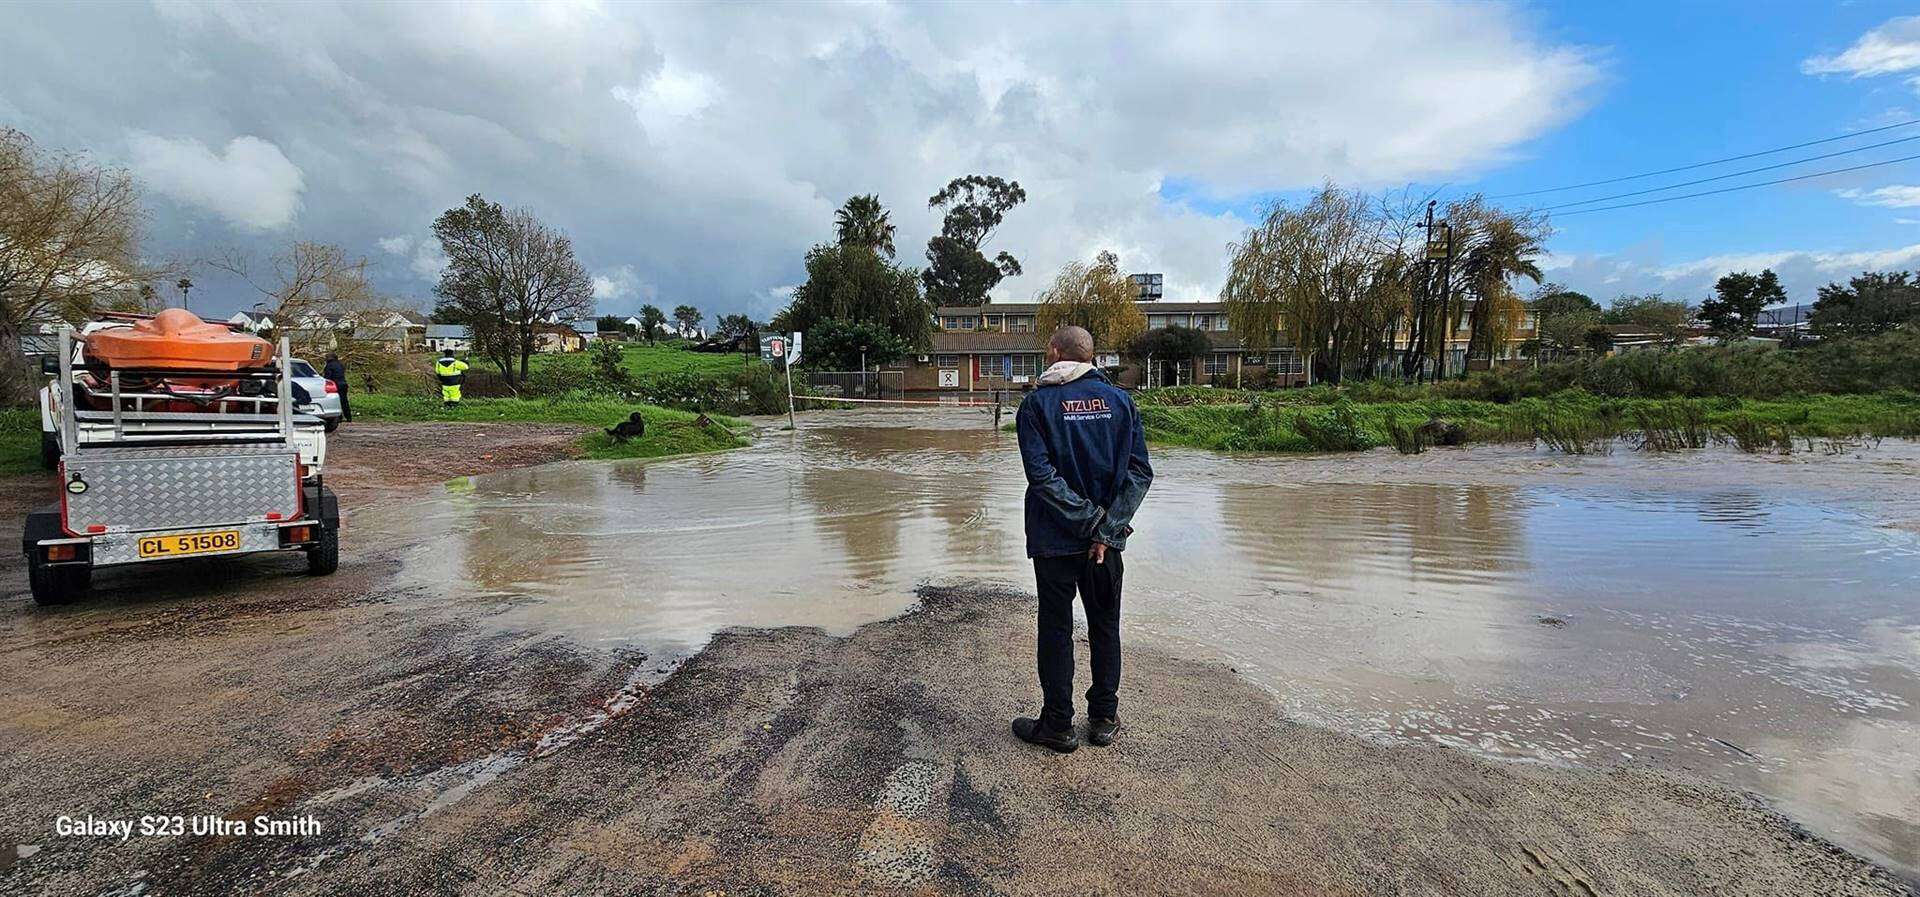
[804,370,904,400]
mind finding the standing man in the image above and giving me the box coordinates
[322,352,352,423]
[435,351,469,408]
[1012,326,1153,753]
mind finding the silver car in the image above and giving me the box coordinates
[289,359,344,432]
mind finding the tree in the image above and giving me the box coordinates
[1698,269,1784,340]
[1809,271,1920,336]
[212,241,386,357]
[714,313,760,351]
[595,313,630,336]
[1531,285,1602,357]
[0,128,152,403]
[638,304,667,343]
[784,242,932,351]
[1036,250,1147,349]
[672,304,702,335]
[1221,186,1405,383]
[430,193,595,386]
[922,174,1026,305]
[1450,198,1547,370]
[1129,325,1212,387]
[834,194,896,258]
[806,317,910,371]
[1604,294,1692,344]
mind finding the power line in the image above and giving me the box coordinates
[1492,118,1920,199]
[1548,151,1920,217]
[1534,132,1920,212]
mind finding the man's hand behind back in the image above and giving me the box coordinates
[1088,543,1108,565]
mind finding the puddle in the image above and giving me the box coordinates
[352,409,1920,877]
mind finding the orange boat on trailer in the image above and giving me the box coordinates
[84,309,274,371]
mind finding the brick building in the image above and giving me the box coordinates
[891,299,1536,395]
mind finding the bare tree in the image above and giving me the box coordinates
[1036,250,1147,350]
[0,128,153,403]
[430,194,595,384]
[211,241,396,360]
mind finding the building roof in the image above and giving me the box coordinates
[425,324,470,339]
[930,331,1048,353]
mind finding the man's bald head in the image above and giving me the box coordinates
[1048,325,1095,363]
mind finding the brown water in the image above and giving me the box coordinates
[355,409,1920,877]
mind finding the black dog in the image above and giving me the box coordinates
[606,412,646,443]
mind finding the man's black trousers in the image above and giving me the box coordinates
[1034,550,1123,730]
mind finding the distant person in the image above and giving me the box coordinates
[435,351,469,408]
[323,352,351,423]
[1011,325,1153,753]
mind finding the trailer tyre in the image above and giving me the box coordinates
[39,432,60,470]
[27,558,89,606]
[306,524,339,576]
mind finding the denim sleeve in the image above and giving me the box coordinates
[1094,400,1153,546]
[1016,397,1105,538]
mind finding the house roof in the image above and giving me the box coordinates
[425,324,470,339]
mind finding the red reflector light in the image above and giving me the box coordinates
[85,524,106,534]
[323,379,338,394]
[266,512,283,521]
[46,545,77,562]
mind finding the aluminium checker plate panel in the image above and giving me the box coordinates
[63,445,301,535]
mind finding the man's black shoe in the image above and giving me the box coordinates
[1012,717,1079,753]
[1087,717,1120,747]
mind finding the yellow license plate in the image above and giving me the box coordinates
[138,529,243,559]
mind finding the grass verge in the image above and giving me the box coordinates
[1135,389,1920,455]
[1,408,40,477]
[352,394,749,460]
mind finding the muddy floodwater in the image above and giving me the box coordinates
[353,409,1920,878]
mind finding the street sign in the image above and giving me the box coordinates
[786,331,803,365]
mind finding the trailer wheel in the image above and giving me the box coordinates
[27,558,89,606]
[39,432,60,470]
[306,523,339,576]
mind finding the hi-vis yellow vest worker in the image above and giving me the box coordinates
[435,356,469,403]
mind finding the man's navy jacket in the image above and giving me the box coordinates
[1015,369,1154,559]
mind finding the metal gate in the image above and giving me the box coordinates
[804,371,903,399]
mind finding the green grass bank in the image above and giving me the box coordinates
[1134,387,1920,455]
[351,394,749,460]
[1,407,39,477]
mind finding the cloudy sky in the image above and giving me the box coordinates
[3,1,1918,321]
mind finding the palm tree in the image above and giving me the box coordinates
[1458,212,1544,370]
[834,194,896,258]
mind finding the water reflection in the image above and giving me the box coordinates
[356,411,1920,877]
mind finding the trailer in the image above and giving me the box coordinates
[22,326,339,605]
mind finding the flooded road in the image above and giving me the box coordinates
[354,409,1920,877]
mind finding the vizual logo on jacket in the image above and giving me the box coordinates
[1059,397,1121,418]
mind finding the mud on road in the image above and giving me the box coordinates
[0,423,1912,895]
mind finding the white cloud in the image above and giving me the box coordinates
[377,233,447,282]
[591,264,652,302]
[377,235,414,255]
[1836,184,1920,207]
[1803,16,1920,78]
[7,2,1598,318]
[125,132,305,231]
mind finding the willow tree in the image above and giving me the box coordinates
[1035,250,1146,349]
[1221,186,1392,383]
[0,129,152,403]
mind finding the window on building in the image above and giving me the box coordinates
[1204,353,1230,375]
[1269,349,1304,374]
[983,315,1003,331]
[1009,354,1039,379]
[1195,314,1230,332]
[1006,315,1035,333]
[935,354,963,368]
[1146,314,1169,330]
